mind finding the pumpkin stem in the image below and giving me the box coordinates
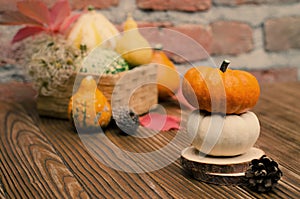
[220,60,230,72]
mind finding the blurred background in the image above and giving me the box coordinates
[1,0,300,83]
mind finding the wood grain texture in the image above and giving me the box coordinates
[0,82,299,198]
[180,147,265,185]
[38,119,257,199]
[0,102,89,199]
[0,178,6,199]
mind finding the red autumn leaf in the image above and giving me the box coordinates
[58,13,81,33]
[17,1,51,25]
[2,0,78,42]
[140,113,181,131]
[50,0,71,31]
[0,11,41,26]
[12,26,44,43]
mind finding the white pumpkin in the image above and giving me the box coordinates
[67,10,119,51]
[187,111,260,156]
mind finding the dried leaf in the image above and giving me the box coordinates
[12,26,44,43]
[17,1,51,25]
[0,11,41,26]
[50,0,71,30]
[58,13,81,33]
[140,113,180,131]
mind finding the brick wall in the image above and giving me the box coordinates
[1,0,300,82]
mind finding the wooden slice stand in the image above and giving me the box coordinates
[181,146,264,185]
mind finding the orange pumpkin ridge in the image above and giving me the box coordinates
[182,61,260,114]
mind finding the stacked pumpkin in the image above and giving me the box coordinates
[182,60,261,156]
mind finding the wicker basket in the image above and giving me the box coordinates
[37,64,158,119]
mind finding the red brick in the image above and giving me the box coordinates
[211,21,253,55]
[137,0,211,12]
[249,67,298,83]
[170,25,212,62]
[117,22,212,62]
[0,0,60,11]
[70,0,119,10]
[0,0,119,11]
[138,24,212,63]
[265,17,300,51]
[213,0,300,6]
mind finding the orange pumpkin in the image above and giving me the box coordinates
[152,45,180,100]
[68,76,112,130]
[182,60,260,114]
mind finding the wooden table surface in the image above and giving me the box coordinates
[0,81,299,198]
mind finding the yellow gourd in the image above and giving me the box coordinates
[68,76,112,131]
[115,14,152,66]
[67,9,119,51]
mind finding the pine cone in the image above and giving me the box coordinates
[112,106,139,135]
[245,155,282,192]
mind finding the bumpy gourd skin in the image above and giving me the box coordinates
[67,10,119,50]
[183,66,260,114]
[68,76,112,130]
